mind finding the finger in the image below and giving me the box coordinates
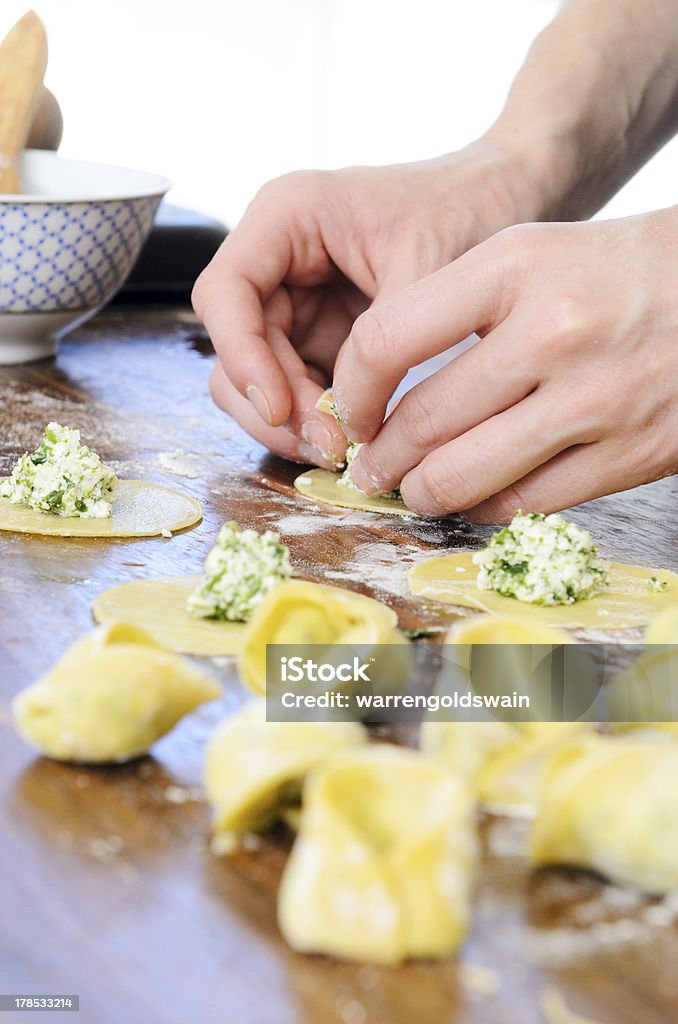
[333,236,517,442]
[287,282,368,370]
[349,323,539,494]
[264,315,347,466]
[464,441,636,524]
[398,392,589,516]
[192,195,329,428]
[209,362,339,469]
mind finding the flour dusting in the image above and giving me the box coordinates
[158,449,203,479]
[323,541,437,599]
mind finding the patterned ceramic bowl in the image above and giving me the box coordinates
[0,150,171,364]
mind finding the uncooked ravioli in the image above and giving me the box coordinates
[407,551,678,630]
[294,468,416,517]
[92,575,244,656]
[0,480,202,538]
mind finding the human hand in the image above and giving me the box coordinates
[334,209,678,521]
[192,139,542,467]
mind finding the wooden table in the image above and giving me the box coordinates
[1,305,677,1024]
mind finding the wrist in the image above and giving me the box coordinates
[480,119,613,224]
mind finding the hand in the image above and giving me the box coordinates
[192,139,542,468]
[334,209,678,521]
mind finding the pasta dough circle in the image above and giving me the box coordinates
[407,551,678,630]
[92,575,244,656]
[294,468,416,517]
[0,479,202,537]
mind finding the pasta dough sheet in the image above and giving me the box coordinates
[92,575,244,656]
[294,468,417,517]
[0,479,202,538]
[407,551,678,630]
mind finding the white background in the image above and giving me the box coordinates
[3,0,676,229]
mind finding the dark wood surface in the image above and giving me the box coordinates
[1,305,677,1024]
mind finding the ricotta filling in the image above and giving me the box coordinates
[319,394,400,499]
[0,422,117,518]
[187,521,291,622]
[473,511,610,606]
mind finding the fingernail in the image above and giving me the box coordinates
[245,384,272,425]
[301,421,334,462]
[298,441,328,466]
[350,452,374,493]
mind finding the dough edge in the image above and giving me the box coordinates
[0,479,202,537]
[92,575,244,656]
[407,551,678,630]
[294,468,417,517]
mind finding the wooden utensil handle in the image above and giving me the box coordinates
[0,10,48,193]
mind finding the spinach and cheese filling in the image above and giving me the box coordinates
[187,521,291,622]
[337,440,400,499]
[0,422,117,519]
[318,394,400,499]
[473,511,610,606]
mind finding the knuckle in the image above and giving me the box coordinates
[349,306,401,373]
[541,295,590,349]
[191,266,212,320]
[254,169,328,208]
[481,484,531,524]
[410,459,476,514]
[398,387,446,450]
[490,222,543,264]
[491,485,532,524]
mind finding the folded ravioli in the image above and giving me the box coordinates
[421,616,591,814]
[278,745,477,965]
[239,579,408,695]
[529,733,678,892]
[204,700,367,841]
[12,623,221,763]
[608,646,678,739]
[645,603,678,645]
[421,720,588,816]
[475,724,591,816]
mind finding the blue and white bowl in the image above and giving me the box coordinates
[0,150,171,363]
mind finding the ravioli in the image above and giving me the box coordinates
[529,733,678,893]
[12,623,221,763]
[204,699,367,843]
[645,604,678,645]
[421,720,589,816]
[407,551,678,630]
[294,468,416,517]
[0,479,202,538]
[92,576,245,656]
[278,745,477,965]
[238,579,408,695]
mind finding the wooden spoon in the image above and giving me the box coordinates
[0,10,48,194]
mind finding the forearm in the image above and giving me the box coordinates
[484,0,678,221]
